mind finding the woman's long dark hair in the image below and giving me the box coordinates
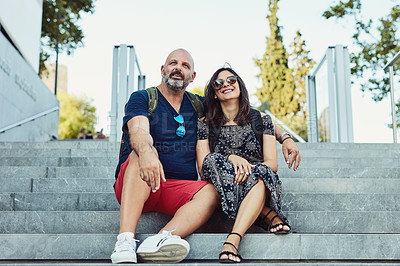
[204,67,251,127]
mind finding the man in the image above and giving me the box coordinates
[111,48,301,264]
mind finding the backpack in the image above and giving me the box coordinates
[119,87,205,158]
[145,87,204,117]
[208,108,264,152]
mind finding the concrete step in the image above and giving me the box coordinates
[0,141,120,149]
[0,156,399,168]
[282,178,400,193]
[2,166,400,179]
[1,146,397,158]
[280,167,400,178]
[2,191,399,212]
[1,233,399,261]
[2,177,400,194]
[1,211,399,234]
[0,148,119,158]
[0,166,116,179]
[0,192,400,211]
[1,141,399,151]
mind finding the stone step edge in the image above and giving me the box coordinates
[1,233,400,260]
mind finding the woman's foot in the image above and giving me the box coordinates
[219,232,242,263]
[261,207,290,233]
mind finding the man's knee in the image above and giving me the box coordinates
[194,183,220,207]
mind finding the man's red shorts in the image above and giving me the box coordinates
[114,154,209,216]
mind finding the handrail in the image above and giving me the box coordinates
[0,106,59,134]
[383,50,400,143]
[264,110,306,143]
[383,50,400,71]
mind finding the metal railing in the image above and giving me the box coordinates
[264,110,306,143]
[0,106,59,134]
[110,44,146,142]
[383,50,400,144]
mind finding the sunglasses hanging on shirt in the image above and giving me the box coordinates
[174,114,185,137]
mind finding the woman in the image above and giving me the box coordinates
[196,67,291,263]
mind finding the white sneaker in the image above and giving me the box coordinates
[110,232,138,264]
[136,230,190,263]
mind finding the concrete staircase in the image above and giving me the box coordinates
[0,141,399,265]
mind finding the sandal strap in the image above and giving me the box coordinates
[270,222,291,231]
[222,241,239,253]
[262,209,273,221]
[270,214,280,225]
[219,250,243,261]
[227,232,242,241]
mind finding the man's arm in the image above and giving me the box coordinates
[127,116,165,191]
[273,124,301,171]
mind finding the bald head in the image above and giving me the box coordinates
[164,48,195,70]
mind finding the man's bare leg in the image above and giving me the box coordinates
[159,183,220,237]
[119,151,151,234]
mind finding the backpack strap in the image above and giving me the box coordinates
[209,125,221,152]
[185,91,205,118]
[250,108,264,148]
[146,87,158,116]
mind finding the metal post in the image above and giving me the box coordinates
[54,41,59,95]
[389,66,398,143]
[117,45,128,142]
[138,75,146,91]
[109,46,119,142]
[128,46,136,93]
[334,45,354,142]
[327,47,338,142]
[306,75,318,142]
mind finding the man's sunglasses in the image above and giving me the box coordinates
[213,76,238,90]
[174,114,185,138]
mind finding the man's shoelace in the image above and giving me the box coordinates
[116,234,139,250]
[162,229,180,239]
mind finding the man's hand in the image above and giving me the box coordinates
[282,139,301,171]
[138,148,166,192]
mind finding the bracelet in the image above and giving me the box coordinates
[279,131,291,144]
[281,136,293,144]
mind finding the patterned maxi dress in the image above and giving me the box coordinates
[197,114,289,226]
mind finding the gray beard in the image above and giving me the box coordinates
[162,72,190,92]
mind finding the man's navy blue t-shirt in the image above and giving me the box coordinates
[115,88,204,182]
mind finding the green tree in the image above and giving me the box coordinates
[323,0,400,102]
[255,0,314,141]
[58,91,97,139]
[40,0,96,75]
[255,0,295,118]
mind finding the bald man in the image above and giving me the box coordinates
[111,49,220,264]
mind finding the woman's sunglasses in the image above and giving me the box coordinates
[213,76,238,90]
[174,114,185,137]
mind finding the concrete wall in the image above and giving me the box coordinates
[0,0,43,73]
[0,32,59,141]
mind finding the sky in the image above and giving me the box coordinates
[57,0,398,143]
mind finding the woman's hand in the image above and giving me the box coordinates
[228,154,255,184]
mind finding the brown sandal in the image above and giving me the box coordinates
[219,232,243,263]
